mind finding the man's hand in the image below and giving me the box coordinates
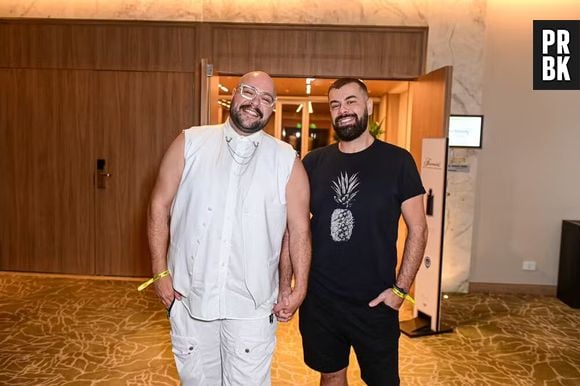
[368,288,404,311]
[154,275,181,309]
[273,287,305,322]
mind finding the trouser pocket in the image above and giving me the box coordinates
[222,317,277,386]
[171,333,206,385]
[166,298,176,318]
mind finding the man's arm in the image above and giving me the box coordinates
[276,229,292,321]
[395,194,429,291]
[278,228,292,293]
[369,194,428,310]
[273,158,311,320]
[147,132,185,309]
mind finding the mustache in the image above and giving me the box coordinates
[240,104,263,119]
[334,113,358,126]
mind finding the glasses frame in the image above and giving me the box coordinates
[236,83,277,108]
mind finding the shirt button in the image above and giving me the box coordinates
[207,207,212,211]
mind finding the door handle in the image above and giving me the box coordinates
[96,159,112,189]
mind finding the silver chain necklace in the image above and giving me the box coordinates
[225,136,259,166]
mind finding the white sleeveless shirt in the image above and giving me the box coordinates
[167,121,296,320]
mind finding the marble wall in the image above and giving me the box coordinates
[443,148,479,292]
[0,0,486,292]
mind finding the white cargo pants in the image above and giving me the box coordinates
[169,300,277,386]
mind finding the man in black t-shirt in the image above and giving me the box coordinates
[295,78,427,386]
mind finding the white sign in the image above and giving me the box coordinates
[414,138,448,332]
[448,115,482,148]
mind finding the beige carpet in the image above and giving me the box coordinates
[0,272,579,385]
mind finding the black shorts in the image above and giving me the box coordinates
[299,290,400,386]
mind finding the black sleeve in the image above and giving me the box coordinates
[302,150,317,177]
[397,150,426,203]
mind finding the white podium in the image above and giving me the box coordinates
[400,138,453,337]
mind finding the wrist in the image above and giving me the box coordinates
[138,269,170,292]
[393,283,408,294]
[279,280,292,289]
[291,286,308,297]
[391,284,415,305]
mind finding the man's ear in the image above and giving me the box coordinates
[366,98,373,115]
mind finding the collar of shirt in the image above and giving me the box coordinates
[223,119,264,146]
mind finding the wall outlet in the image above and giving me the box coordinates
[522,260,537,271]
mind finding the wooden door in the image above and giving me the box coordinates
[94,71,194,276]
[409,66,453,164]
[390,67,451,275]
[0,69,95,274]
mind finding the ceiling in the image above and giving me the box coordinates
[217,76,406,98]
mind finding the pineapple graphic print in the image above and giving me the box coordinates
[330,171,360,242]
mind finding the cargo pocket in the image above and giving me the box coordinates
[170,334,204,385]
[229,337,276,384]
[236,337,275,359]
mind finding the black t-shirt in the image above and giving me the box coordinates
[303,140,425,305]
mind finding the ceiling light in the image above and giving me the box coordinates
[217,99,231,109]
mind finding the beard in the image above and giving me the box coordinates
[229,103,269,134]
[332,109,369,142]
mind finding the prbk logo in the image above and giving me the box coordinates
[533,20,580,90]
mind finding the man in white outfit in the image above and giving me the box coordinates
[146,71,311,385]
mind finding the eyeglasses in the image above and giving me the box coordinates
[236,83,276,107]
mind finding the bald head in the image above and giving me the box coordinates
[238,71,276,97]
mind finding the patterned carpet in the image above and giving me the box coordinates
[0,272,578,385]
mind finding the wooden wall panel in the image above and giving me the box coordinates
[94,24,197,72]
[209,24,427,79]
[0,23,96,69]
[0,20,198,72]
[0,18,430,276]
[0,69,95,274]
[94,71,194,277]
[0,19,198,276]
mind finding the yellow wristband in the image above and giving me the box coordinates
[137,269,170,292]
[391,286,416,305]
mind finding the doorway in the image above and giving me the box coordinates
[206,75,413,157]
